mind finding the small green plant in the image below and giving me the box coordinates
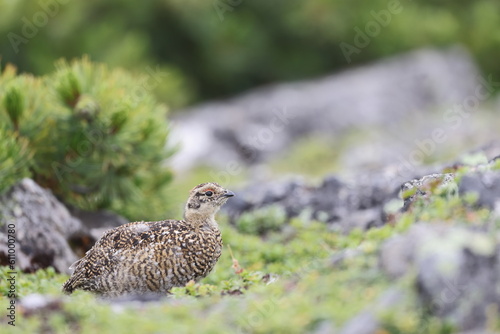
[0,126,32,195]
[235,204,287,235]
[3,85,24,131]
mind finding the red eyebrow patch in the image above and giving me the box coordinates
[204,189,215,192]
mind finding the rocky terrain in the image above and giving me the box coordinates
[2,154,500,331]
[170,46,495,173]
[1,47,500,333]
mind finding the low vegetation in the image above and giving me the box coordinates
[2,161,500,333]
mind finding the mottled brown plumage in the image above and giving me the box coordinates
[62,182,234,297]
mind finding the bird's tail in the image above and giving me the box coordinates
[62,259,85,294]
[62,276,78,294]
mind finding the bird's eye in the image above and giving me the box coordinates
[205,191,213,196]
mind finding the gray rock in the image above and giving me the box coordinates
[459,171,500,210]
[339,289,404,334]
[69,207,128,241]
[378,233,416,279]
[224,152,500,234]
[224,175,396,233]
[401,173,456,211]
[171,47,481,171]
[380,223,500,331]
[20,294,63,316]
[0,179,86,273]
[465,139,500,164]
[401,161,500,212]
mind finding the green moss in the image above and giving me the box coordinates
[270,135,344,178]
[3,164,500,333]
[235,204,287,235]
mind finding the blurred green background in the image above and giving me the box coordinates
[1,0,499,108]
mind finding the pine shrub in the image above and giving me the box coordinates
[0,58,174,220]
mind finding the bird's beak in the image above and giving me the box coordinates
[223,190,235,198]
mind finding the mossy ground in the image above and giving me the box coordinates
[2,160,500,333]
[1,217,391,333]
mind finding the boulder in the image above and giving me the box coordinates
[380,223,500,331]
[171,47,481,171]
[459,170,500,211]
[400,173,456,211]
[223,175,398,233]
[0,179,86,273]
[68,206,128,241]
[401,159,500,212]
[339,289,405,334]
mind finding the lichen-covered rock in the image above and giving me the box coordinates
[224,175,396,233]
[380,223,500,331]
[401,159,500,212]
[0,179,87,273]
[459,170,500,211]
[400,173,456,211]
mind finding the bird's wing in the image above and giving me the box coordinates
[64,220,184,292]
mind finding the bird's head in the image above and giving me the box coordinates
[184,182,235,223]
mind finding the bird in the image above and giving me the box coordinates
[62,182,234,297]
